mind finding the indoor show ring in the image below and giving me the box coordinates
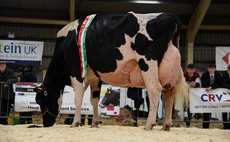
[0,118,229,142]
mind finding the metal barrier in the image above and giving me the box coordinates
[0,81,16,124]
[0,81,229,129]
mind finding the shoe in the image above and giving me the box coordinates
[133,123,138,127]
[186,125,189,128]
[133,120,138,127]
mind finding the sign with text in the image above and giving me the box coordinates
[0,40,44,65]
[15,83,119,116]
[60,85,94,114]
[216,46,230,71]
[15,83,41,112]
[190,88,230,113]
[15,84,94,114]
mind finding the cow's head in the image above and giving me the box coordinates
[34,84,60,127]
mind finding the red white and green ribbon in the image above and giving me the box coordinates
[78,14,96,78]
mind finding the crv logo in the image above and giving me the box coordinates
[201,92,230,102]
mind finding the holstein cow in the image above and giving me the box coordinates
[34,11,189,130]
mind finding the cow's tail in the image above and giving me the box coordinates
[174,67,190,111]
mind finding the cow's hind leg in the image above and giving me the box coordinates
[161,87,176,131]
[144,84,162,130]
[70,77,85,127]
[90,79,102,128]
[141,60,162,130]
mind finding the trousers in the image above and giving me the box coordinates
[0,98,14,125]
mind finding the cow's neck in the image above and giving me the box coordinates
[44,41,66,84]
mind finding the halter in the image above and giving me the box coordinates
[41,107,57,118]
[40,83,57,118]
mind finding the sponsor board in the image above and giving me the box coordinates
[15,83,120,115]
[0,40,44,65]
[190,88,230,113]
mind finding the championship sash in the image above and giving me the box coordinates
[78,14,97,78]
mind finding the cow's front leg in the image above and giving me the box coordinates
[90,95,101,128]
[90,79,102,128]
[70,77,85,127]
[141,60,162,130]
[161,87,176,131]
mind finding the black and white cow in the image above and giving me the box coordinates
[34,11,189,130]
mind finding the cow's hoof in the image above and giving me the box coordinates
[143,128,149,131]
[144,125,153,131]
[90,121,102,128]
[143,127,153,131]
[161,124,171,131]
[70,122,82,128]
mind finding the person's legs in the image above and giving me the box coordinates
[133,94,144,109]
[161,94,166,119]
[19,112,26,124]
[131,91,144,127]
[0,98,8,124]
[88,115,93,125]
[146,96,150,114]
[203,113,211,129]
[172,103,175,119]
[64,114,74,125]
[185,107,191,127]
[0,98,14,125]
[222,112,228,129]
[81,114,85,125]
[133,118,138,126]
[193,113,199,119]
[26,112,33,124]
[131,92,144,122]
[228,113,230,129]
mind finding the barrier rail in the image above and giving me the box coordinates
[0,82,229,129]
